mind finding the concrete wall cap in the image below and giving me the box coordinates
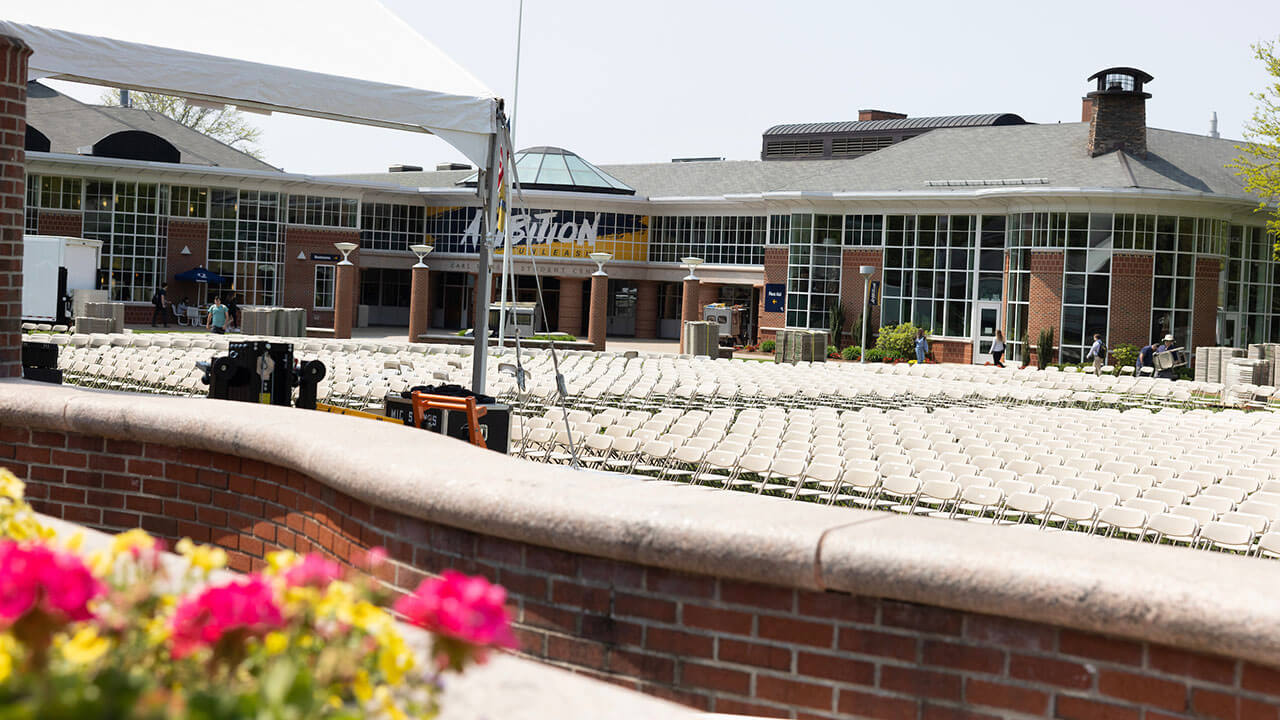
[5,380,1280,667]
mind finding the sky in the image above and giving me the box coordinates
[45,0,1280,176]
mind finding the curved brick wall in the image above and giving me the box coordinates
[4,381,1280,719]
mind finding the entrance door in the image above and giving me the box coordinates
[606,280,637,336]
[973,301,1002,364]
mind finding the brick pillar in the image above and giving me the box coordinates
[588,271,608,351]
[559,277,584,336]
[0,36,31,378]
[680,277,700,353]
[840,249,883,348]
[1109,253,1153,351]
[1027,251,1064,360]
[1193,257,1221,350]
[634,280,658,339]
[334,262,356,339]
[408,264,430,343]
[759,247,788,343]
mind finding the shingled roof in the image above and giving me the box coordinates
[25,81,278,172]
[764,113,1027,136]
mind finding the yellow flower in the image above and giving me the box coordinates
[0,633,15,684]
[176,538,227,573]
[377,630,414,686]
[315,581,357,621]
[327,694,343,709]
[353,670,373,702]
[145,617,171,647]
[375,686,408,720]
[110,528,155,557]
[265,550,300,575]
[64,531,84,553]
[0,469,23,501]
[263,632,288,656]
[61,627,111,665]
[350,601,391,634]
[87,549,114,577]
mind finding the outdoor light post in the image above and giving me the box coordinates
[588,252,611,351]
[859,265,875,363]
[407,244,433,344]
[333,241,358,340]
[680,257,704,353]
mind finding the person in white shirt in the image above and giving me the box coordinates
[1086,333,1106,375]
[990,330,1006,368]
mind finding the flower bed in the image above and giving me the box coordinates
[0,468,513,718]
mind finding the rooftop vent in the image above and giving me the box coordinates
[671,157,725,163]
[389,164,424,172]
[434,162,470,171]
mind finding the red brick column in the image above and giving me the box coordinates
[1027,251,1064,360]
[334,262,356,339]
[634,280,658,339]
[1193,257,1221,350]
[559,277,584,336]
[408,264,430,343]
[759,247,788,343]
[1110,253,1153,351]
[840,249,883,348]
[0,36,31,378]
[588,271,608,352]
[680,277,700,353]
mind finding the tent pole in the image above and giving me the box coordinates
[471,127,501,395]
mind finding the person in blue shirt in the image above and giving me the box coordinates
[1086,333,1106,375]
[206,296,229,334]
[915,329,929,364]
[1136,341,1156,376]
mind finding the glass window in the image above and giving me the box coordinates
[314,264,335,309]
[83,180,167,302]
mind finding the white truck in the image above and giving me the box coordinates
[21,235,102,324]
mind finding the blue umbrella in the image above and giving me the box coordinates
[174,266,227,284]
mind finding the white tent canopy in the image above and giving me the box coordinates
[0,0,499,166]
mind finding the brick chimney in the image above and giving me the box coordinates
[858,109,907,122]
[1085,67,1153,158]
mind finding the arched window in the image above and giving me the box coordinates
[25,125,50,152]
[92,130,180,163]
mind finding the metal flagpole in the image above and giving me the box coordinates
[497,0,524,350]
[471,119,503,394]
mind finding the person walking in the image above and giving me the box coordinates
[990,330,1006,368]
[225,292,241,333]
[1086,333,1106,375]
[150,283,169,327]
[206,296,229,334]
[914,329,930,364]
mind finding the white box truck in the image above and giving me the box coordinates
[21,235,102,324]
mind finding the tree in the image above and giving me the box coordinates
[1231,38,1280,254]
[100,90,265,159]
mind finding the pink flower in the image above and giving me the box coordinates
[0,541,102,626]
[169,574,285,659]
[394,570,516,649]
[360,547,388,570]
[282,554,344,588]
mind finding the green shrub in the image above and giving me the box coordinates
[863,347,884,362]
[1110,343,1138,370]
[875,323,923,361]
[1020,332,1031,366]
[841,345,861,361]
[826,344,840,358]
[760,339,776,353]
[1036,327,1055,370]
[827,305,846,345]
[528,333,576,342]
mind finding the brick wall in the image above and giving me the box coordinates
[282,227,359,328]
[4,422,1280,720]
[1027,252,1064,360]
[36,210,82,237]
[634,280,658,339]
[0,35,31,378]
[759,247,787,342]
[1110,253,1153,351]
[930,338,973,365]
[166,220,209,310]
[559,277,584,335]
[1088,93,1148,158]
[1193,257,1221,350]
[839,249,883,349]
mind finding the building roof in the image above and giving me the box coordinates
[764,113,1027,136]
[458,146,636,195]
[330,122,1254,201]
[25,81,278,172]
